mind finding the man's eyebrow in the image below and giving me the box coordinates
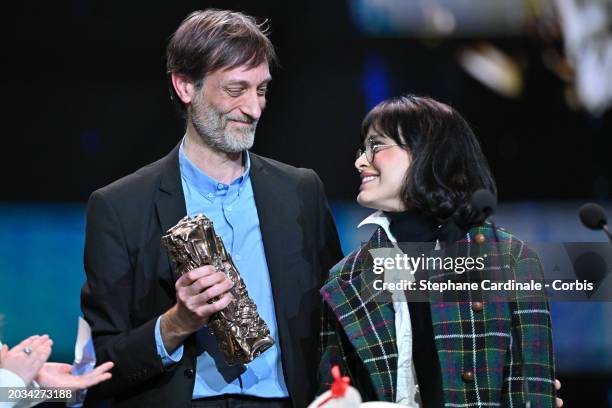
[258,77,272,86]
[223,77,272,87]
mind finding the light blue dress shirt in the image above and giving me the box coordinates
[154,139,288,398]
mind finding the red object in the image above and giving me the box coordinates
[317,365,351,407]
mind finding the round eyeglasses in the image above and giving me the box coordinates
[356,138,406,163]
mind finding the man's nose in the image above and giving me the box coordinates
[240,92,264,121]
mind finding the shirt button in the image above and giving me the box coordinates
[207,193,213,198]
[472,301,484,312]
[226,207,232,211]
[235,255,241,261]
[217,183,225,190]
[184,368,195,379]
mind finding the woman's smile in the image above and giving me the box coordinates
[360,172,379,188]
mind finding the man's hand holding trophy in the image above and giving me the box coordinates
[160,214,274,365]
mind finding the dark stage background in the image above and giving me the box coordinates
[1,1,611,406]
[2,1,611,202]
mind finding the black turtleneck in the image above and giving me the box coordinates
[385,209,439,243]
[386,210,444,408]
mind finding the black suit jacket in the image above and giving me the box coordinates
[81,145,343,407]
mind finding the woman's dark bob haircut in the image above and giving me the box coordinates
[361,94,497,229]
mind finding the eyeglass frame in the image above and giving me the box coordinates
[356,137,407,163]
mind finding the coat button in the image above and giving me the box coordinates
[475,233,486,245]
[184,368,195,379]
[462,371,474,383]
[472,301,484,312]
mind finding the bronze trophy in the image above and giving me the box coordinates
[162,214,274,365]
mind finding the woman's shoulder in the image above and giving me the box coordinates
[466,221,512,239]
[327,227,392,282]
[327,246,367,281]
[466,222,538,261]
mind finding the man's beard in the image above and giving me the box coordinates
[189,95,257,154]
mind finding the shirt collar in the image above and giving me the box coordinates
[358,210,397,243]
[179,137,251,197]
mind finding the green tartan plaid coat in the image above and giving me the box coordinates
[319,223,556,407]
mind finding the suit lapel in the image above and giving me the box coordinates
[248,154,304,383]
[155,144,187,281]
[248,154,286,291]
[321,228,397,402]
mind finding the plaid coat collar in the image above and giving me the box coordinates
[321,226,398,401]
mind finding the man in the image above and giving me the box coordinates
[81,9,343,408]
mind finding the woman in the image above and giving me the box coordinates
[318,95,556,407]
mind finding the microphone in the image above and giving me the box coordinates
[579,203,612,242]
[471,189,499,242]
[471,189,497,218]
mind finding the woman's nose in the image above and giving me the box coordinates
[355,151,369,171]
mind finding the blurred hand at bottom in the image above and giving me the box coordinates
[35,361,114,390]
[0,335,52,385]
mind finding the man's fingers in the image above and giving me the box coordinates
[191,279,233,306]
[81,372,112,388]
[188,272,227,296]
[218,292,234,308]
[89,361,114,376]
[93,372,112,384]
[554,379,562,407]
[50,362,73,374]
[196,292,233,317]
[77,362,114,389]
[175,265,217,288]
